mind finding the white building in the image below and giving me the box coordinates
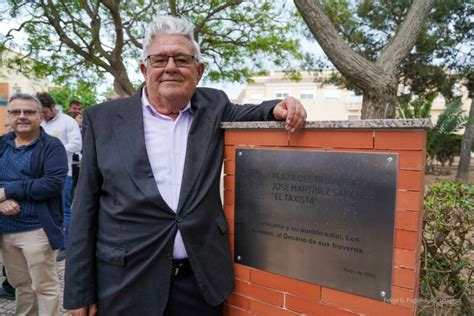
[235,70,471,125]
[236,71,362,121]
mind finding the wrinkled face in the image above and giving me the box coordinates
[140,34,205,106]
[7,99,43,136]
[42,106,57,122]
[69,103,82,113]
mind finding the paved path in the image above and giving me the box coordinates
[0,261,68,315]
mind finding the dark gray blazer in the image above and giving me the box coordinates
[63,88,277,315]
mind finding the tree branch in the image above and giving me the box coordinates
[193,0,243,40]
[377,0,435,72]
[99,0,125,59]
[294,0,388,91]
[168,0,177,15]
[40,0,114,73]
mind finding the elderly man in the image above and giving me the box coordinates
[64,15,306,315]
[0,93,67,315]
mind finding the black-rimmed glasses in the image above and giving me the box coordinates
[7,109,39,118]
[146,54,196,68]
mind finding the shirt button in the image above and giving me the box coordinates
[175,215,183,223]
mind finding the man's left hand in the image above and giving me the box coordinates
[0,199,20,216]
[272,96,307,133]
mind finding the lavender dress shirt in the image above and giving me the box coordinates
[141,89,193,259]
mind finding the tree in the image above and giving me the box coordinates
[456,75,474,183]
[49,80,98,110]
[396,92,435,119]
[1,0,301,96]
[294,0,436,119]
[317,0,472,102]
[396,95,467,173]
[315,0,473,179]
[425,99,467,173]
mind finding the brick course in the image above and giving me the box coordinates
[224,129,426,315]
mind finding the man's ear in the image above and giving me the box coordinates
[197,63,205,83]
[140,63,148,79]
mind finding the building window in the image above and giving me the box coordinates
[348,115,360,121]
[275,91,289,98]
[300,90,314,100]
[324,88,340,99]
[348,90,362,97]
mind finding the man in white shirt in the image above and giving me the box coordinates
[36,92,82,262]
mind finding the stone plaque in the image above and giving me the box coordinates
[234,149,397,301]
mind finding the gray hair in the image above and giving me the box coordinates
[142,15,202,63]
[8,93,43,111]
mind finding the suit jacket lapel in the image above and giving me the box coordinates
[114,94,173,213]
[177,93,215,213]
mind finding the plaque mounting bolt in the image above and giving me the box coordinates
[237,256,242,261]
[387,157,393,163]
[238,152,243,156]
[380,291,386,298]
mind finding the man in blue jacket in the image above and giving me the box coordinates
[0,93,67,316]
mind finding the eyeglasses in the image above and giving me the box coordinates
[146,54,196,68]
[7,109,39,118]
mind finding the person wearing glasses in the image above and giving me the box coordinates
[64,15,306,316]
[0,93,67,316]
[36,92,82,263]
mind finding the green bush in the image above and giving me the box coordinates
[419,180,473,315]
[435,134,461,166]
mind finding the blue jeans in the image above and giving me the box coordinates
[62,176,73,246]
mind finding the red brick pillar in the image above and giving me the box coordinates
[222,120,429,316]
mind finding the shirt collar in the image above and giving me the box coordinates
[141,87,194,119]
[5,132,40,149]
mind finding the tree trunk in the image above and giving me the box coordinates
[294,0,435,119]
[361,85,398,119]
[455,93,473,183]
[112,64,136,96]
[360,74,398,119]
[113,78,135,97]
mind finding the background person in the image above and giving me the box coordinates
[67,112,83,195]
[36,92,82,262]
[68,100,82,114]
[0,93,67,315]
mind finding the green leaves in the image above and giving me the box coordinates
[49,80,97,110]
[1,0,303,94]
[421,180,473,314]
[317,0,472,101]
[396,92,435,119]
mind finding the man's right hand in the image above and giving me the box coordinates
[0,199,20,216]
[68,304,97,316]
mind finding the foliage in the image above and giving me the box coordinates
[395,95,467,171]
[424,99,467,173]
[0,0,302,95]
[49,81,97,111]
[311,0,473,101]
[420,180,473,315]
[396,93,436,119]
